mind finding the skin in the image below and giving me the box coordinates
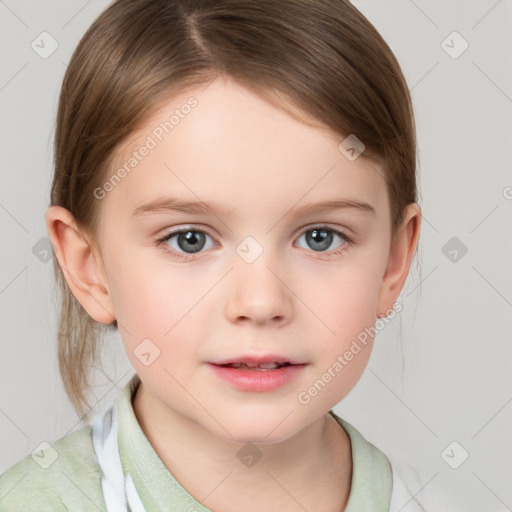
[47,76,421,512]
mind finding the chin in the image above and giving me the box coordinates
[204,409,305,446]
[218,427,296,446]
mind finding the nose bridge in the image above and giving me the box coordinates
[225,235,292,324]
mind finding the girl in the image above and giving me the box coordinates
[1,0,425,510]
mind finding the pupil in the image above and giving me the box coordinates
[179,231,205,253]
[309,229,332,251]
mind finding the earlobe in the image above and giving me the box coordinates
[45,205,115,325]
[376,203,421,317]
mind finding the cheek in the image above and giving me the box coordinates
[103,236,179,328]
[314,260,384,337]
[302,273,381,406]
[104,247,212,363]
[305,254,387,397]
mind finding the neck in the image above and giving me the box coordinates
[133,382,352,512]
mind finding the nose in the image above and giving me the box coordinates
[225,254,293,326]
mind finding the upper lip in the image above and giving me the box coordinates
[209,354,305,365]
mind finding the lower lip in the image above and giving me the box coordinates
[207,363,307,392]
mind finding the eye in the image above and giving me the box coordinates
[156,225,352,261]
[156,228,215,260]
[294,225,351,255]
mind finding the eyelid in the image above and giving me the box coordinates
[156,223,353,262]
[157,224,216,238]
[155,225,217,262]
[296,220,355,238]
[157,223,351,242]
[295,222,353,243]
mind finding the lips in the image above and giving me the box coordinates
[210,354,304,366]
[207,357,307,392]
[218,361,292,370]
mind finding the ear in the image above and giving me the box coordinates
[376,203,421,317]
[45,205,115,324]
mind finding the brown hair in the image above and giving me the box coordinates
[50,0,418,417]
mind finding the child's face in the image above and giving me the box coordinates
[92,77,407,443]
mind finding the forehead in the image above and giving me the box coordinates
[103,77,388,222]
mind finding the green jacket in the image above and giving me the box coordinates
[0,374,393,511]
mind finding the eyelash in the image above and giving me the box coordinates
[155,225,353,262]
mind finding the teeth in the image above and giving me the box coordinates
[229,362,287,369]
[258,362,282,369]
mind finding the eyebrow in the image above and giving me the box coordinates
[131,196,235,219]
[130,196,375,219]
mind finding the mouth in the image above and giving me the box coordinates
[214,361,295,370]
[209,354,306,368]
[207,356,307,392]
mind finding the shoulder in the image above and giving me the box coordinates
[329,411,392,476]
[328,412,433,511]
[329,411,393,510]
[0,425,105,512]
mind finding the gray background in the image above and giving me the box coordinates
[1,1,511,510]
